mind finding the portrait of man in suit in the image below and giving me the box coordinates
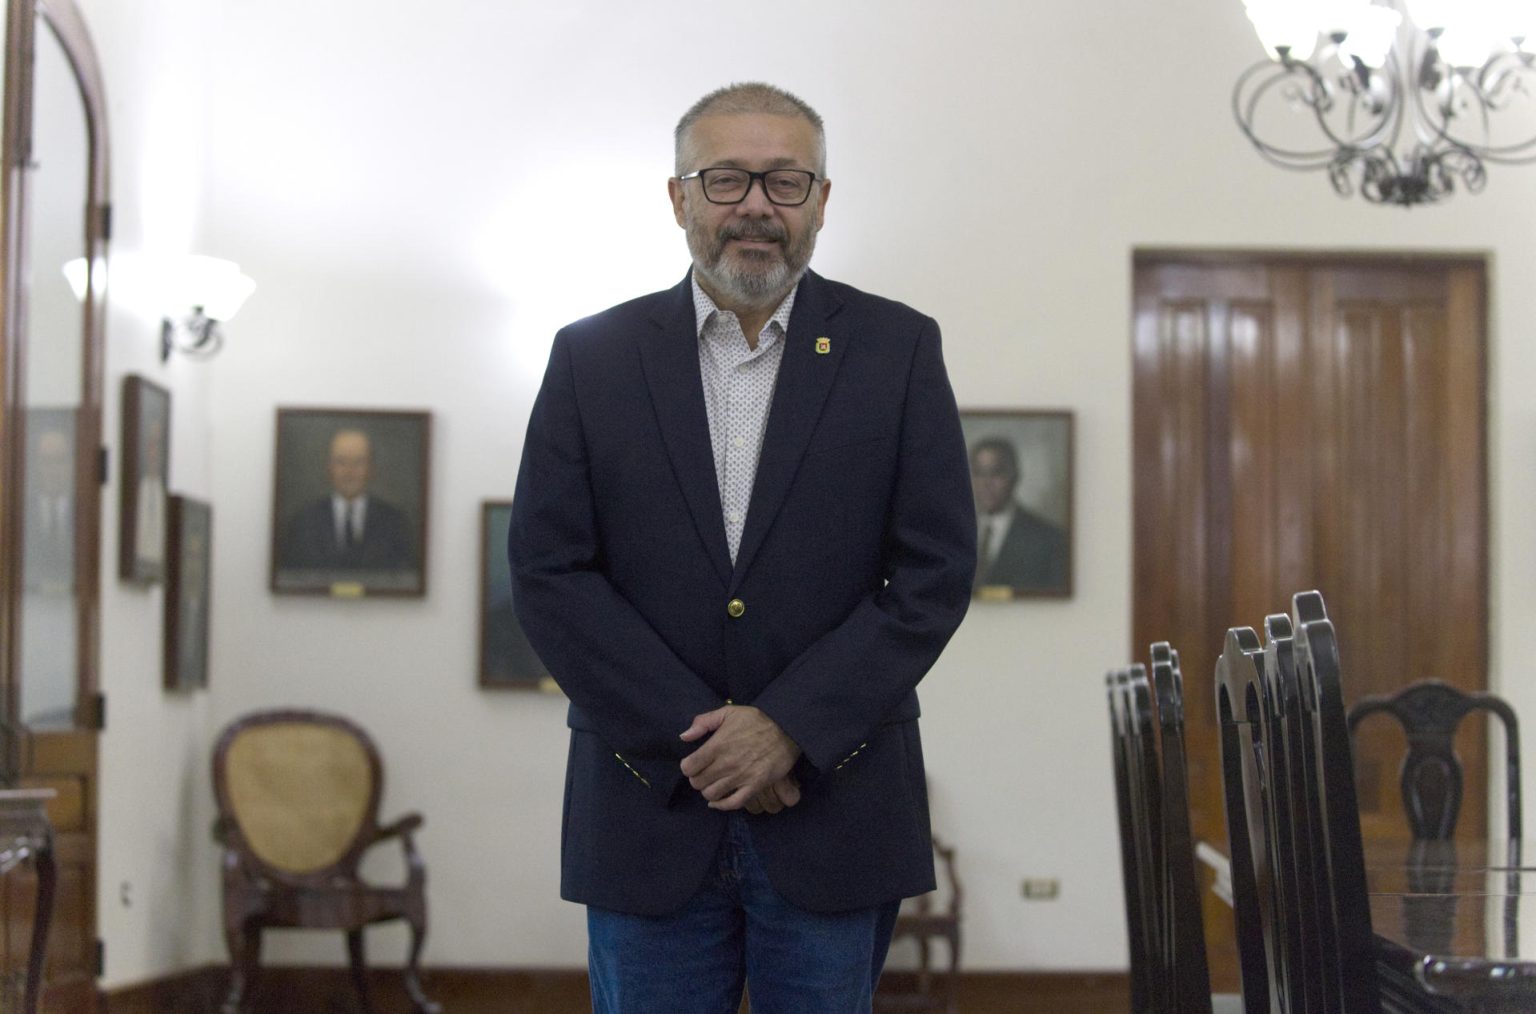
[963,411,1073,599]
[23,409,77,593]
[270,410,429,595]
[510,83,975,1013]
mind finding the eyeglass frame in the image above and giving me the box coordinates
[676,167,822,207]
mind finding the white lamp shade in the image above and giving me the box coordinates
[1339,4,1403,68]
[1405,0,1461,33]
[1435,24,1500,66]
[1244,0,1321,61]
[62,258,89,300]
[168,255,256,321]
[61,252,255,322]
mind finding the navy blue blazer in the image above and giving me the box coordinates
[510,269,975,916]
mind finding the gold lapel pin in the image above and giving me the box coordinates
[815,336,831,355]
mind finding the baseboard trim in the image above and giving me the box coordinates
[104,965,1130,1013]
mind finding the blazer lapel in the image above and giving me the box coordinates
[637,274,733,586]
[730,270,847,590]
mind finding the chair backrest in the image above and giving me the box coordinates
[213,709,383,881]
[1107,667,1154,1013]
[1107,654,1219,1014]
[1347,679,1522,841]
[1286,591,1381,1013]
[1214,625,1277,1014]
[1148,643,1215,1014]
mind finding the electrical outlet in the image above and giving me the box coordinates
[1021,877,1060,900]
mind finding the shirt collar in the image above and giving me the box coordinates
[691,274,798,340]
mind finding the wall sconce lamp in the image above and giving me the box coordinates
[63,254,256,362]
[158,256,256,362]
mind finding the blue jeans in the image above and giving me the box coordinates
[587,813,901,1013]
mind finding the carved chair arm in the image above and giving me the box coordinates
[371,813,427,888]
[372,813,424,844]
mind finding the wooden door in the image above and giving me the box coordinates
[0,0,110,1009]
[1132,254,1488,988]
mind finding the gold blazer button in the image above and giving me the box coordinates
[726,598,746,618]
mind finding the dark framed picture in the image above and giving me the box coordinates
[479,501,550,689]
[961,409,1073,600]
[165,496,211,691]
[269,408,430,597]
[120,375,171,584]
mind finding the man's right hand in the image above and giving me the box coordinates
[744,776,801,815]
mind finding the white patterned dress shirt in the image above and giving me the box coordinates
[692,276,797,564]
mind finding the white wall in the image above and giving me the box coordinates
[83,0,1536,988]
[82,0,223,986]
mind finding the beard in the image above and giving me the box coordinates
[685,211,817,310]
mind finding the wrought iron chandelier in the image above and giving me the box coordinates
[1234,0,1536,205]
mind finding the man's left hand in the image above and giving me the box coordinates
[679,705,801,811]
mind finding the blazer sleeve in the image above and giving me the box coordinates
[751,317,976,774]
[509,329,721,800]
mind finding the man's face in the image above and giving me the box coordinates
[970,447,1017,516]
[327,431,372,499]
[668,112,829,308]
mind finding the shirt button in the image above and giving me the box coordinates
[728,511,742,523]
[727,599,746,619]
[732,436,744,449]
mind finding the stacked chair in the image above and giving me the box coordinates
[1107,645,1242,1013]
[1214,591,1380,1012]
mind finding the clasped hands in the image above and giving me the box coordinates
[679,705,802,814]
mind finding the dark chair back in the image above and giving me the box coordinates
[1108,654,1224,1014]
[1216,592,1383,1013]
[1148,643,1215,1014]
[1286,590,1381,1012]
[1214,625,1278,1014]
[1347,678,1522,841]
[1107,667,1154,1013]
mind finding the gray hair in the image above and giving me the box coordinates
[674,82,827,176]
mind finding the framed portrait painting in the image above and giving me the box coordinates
[165,496,211,691]
[961,409,1073,600]
[119,375,171,584]
[269,408,431,597]
[479,501,552,690]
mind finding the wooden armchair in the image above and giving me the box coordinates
[212,709,439,1014]
[1347,679,1522,841]
[874,835,961,1013]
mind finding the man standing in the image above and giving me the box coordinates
[511,83,974,1013]
[280,429,414,572]
[970,435,1069,594]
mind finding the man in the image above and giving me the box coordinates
[970,436,1068,593]
[510,83,974,1013]
[280,428,414,572]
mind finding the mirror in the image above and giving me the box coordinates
[17,17,88,729]
[0,0,109,770]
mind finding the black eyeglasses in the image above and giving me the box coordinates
[677,167,820,206]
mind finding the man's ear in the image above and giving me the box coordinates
[668,177,687,228]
